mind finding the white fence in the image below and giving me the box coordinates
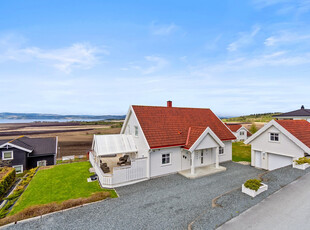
[89,152,147,188]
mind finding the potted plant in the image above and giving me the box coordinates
[242,179,268,197]
[293,157,310,170]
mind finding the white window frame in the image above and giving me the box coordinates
[37,160,47,167]
[269,132,279,142]
[2,150,13,160]
[219,147,224,155]
[13,165,23,174]
[161,153,171,166]
[134,126,138,137]
[240,131,245,135]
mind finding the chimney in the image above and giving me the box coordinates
[301,105,305,110]
[167,100,172,107]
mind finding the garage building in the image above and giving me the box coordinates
[245,120,310,171]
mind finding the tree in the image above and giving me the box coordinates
[250,123,258,134]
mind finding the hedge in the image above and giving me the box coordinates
[0,168,16,199]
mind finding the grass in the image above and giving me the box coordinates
[223,112,280,123]
[232,141,251,162]
[10,161,117,215]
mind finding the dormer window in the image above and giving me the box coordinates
[240,131,245,135]
[270,133,279,142]
[134,126,138,137]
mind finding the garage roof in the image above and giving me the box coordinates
[93,134,138,156]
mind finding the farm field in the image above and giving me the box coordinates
[0,121,122,157]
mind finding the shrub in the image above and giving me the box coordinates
[0,168,16,199]
[244,179,262,191]
[295,157,310,165]
[249,123,258,134]
[0,191,110,226]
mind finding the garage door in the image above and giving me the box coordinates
[268,153,292,171]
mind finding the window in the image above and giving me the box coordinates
[37,160,47,167]
[162,153,171,165]
[240,131,245,135]
[270,133,279,142]
[2,151,13,160]
[134,126,138,137]
[219,147,224,155]
[13,165,23,174]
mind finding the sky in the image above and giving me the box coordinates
[0,0,310,116]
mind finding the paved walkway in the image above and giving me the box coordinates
[218,172,310,230]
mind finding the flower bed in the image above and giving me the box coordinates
[293,157,310,170]
[242,179,268,197]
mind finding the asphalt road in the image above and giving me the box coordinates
[218,172,310,230]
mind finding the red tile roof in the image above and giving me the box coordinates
[132,105,236,149]
[276,120,310,149]
[226,124,242,132]
[184,126,206,149]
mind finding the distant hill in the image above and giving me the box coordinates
[222,112,281,123]
[0,112,125,121]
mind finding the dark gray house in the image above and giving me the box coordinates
[273,105,310,121]
[0,136,57,173]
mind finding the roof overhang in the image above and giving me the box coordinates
[188,127,224,153]
[93,134,138,156]
[0,142,32,153]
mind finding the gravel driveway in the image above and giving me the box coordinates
[4,162,263,230]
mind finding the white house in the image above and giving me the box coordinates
[244,119,310,171]
[273,105,310,121]
[90,101,236,188]
[226,124,251,141]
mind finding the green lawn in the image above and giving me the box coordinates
[11,161,117,215]
[232,141,251,162]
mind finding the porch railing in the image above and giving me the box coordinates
[89,151,147,188]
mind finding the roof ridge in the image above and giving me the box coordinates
[185,127,192,146]
[132,105,210,110]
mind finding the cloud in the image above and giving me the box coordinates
[128,55,169,74]
[264,31,310,46]
[252,0,310,15]
[227,25,261,51]
[191,51,310,75]
[0,36,107,73]
[150,22,178,35]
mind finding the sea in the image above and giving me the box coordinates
[0,118,105,124]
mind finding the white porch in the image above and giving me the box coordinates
[89,151,148,188]
[180,127,227,179]
[90,134,148,188]
[179,164,226,179]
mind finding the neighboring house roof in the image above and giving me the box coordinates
[0,136,57,156]
[93,134,137,156]
[274,105,310,117]
[275,120,310,149]
[226,124,252,137]
[132,105,236,149]
[245,120,310,153]
[226,124,242,132]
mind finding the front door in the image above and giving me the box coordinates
[261,152,268,170]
